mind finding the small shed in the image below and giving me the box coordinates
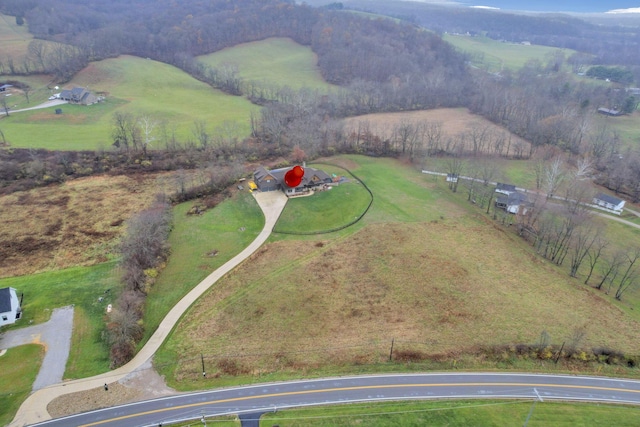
[495,183,517,195]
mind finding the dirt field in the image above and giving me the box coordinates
[343,108,531,157]
[0,172,180,278]
[165,220,640,379]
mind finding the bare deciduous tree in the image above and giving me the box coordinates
[544,156,565,198]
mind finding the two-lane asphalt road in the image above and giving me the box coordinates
[31,373,640,427]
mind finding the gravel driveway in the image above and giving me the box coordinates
[0,306,74,390]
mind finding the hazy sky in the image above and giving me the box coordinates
[405,0,640,13]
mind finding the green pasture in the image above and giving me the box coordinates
[594,113,640,150]
[444,34,575,72]
[349,156,455,224]
[198,38,335,91]
[0,13,32,64]
[0,55,258,150]
[0,345,44,427]
[261,400,640,426]
[140,190,264,346]
[0,262,120,379]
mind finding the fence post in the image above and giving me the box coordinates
[389,338,394,362]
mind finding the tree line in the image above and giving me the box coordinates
[335,0,640,69]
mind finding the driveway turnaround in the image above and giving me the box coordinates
[25,373,640,427]
[0,306,74,390]
[9,191,288,427]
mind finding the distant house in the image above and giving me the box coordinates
[0,287,21,327]
[597,107,622,117]
[446,173,459,183]
[495,191,531,215]
[495,183,517,196]
[593,193,625,213]
[253,165,333,196]
[59,87,98,105]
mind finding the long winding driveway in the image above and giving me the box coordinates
[9,191,288,427]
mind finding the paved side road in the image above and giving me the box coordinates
[0,306,74,390]
[10,191,288,427]
[0,99,67,115]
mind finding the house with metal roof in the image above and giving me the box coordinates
[593,193,625,213]
[0,287,21,327]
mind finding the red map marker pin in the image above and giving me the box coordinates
[284,165,304,187]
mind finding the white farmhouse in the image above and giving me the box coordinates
[593,193,625,213]
[0,287,22,327]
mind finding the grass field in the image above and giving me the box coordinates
[156,155,640,390]
[0,172,182,278]
[0,55,258,150]
[261,400,640,426]
[0,13,33,65]
[0,345,44,427]
[0,262,120,378]
[343,108,531,158]
[198,38,335,91]
[443,34,576,73]
[140,190,264,347]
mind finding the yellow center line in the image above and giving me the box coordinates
[80,382,640,426]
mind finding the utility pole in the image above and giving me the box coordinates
[389,338,395,362]
[201,353,206,377]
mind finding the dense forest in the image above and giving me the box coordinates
[0,0,639,203]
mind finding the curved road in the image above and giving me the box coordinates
[10,191,289,427]
[29,373,640,426]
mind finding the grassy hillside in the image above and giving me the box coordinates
[198,38,335,91]
[444,34,575,72]
[157,155,640,388]
[0,56,258,150]
[0,13,32,64]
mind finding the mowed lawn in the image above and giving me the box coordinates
[157,155,640,389]
[0,345,44,427]
[274,165,372,234]
[443,34,576,72]
[1,55,258,150]
[0,262,120,379]
[261,400,640,426]
[198,37,336,91]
